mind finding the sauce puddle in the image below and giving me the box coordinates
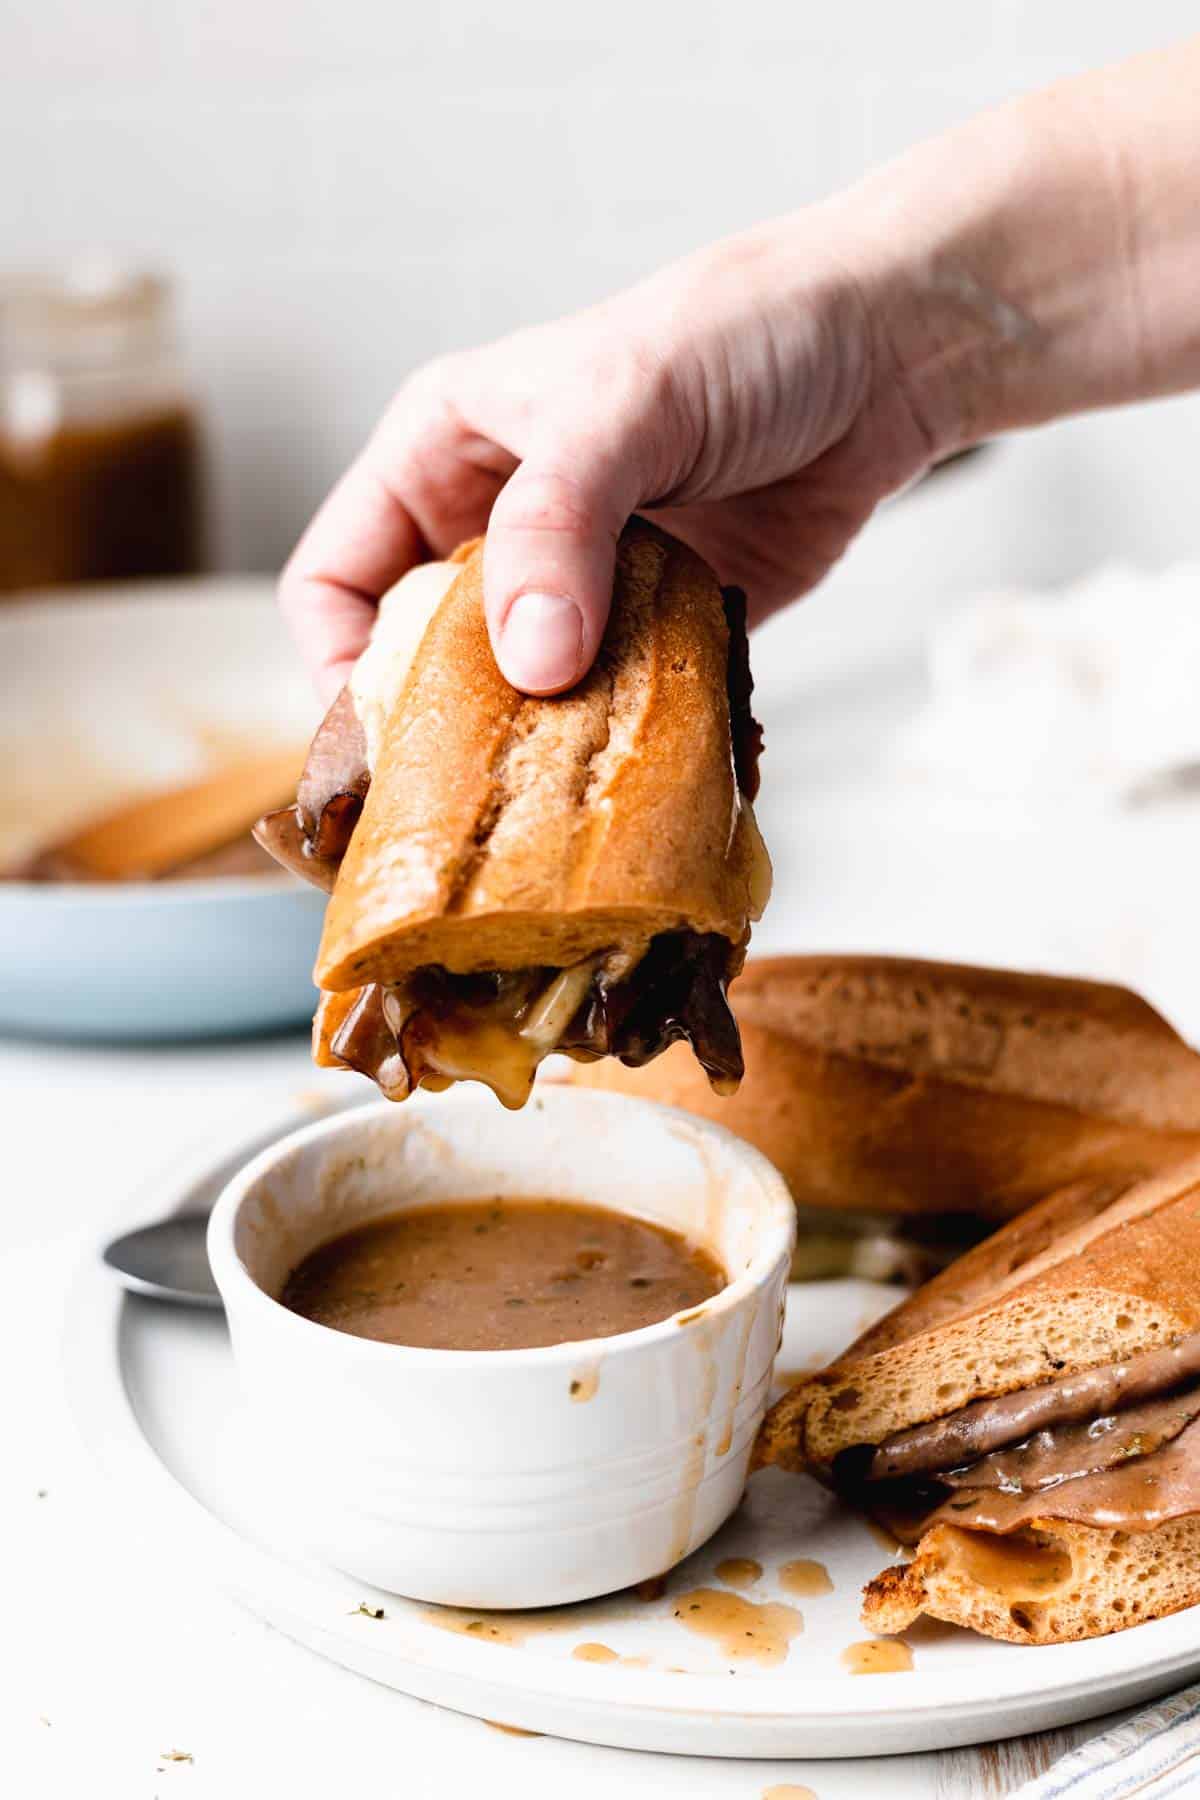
[714,1557,763,1590]
[423,1607,571,1647]
[714,1303,755,1456]
[778,1558,833,1597]
[840,1639,914,1675]
[671,1588,802,1665]
[571,1643,648,1668]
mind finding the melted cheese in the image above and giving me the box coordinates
[412,957,604,1109]
[517,960,601,1056]
[417,1018,543,1110]
[739,796,773,922]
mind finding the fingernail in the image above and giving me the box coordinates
[498,591,584,693]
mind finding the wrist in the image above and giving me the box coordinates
[831,49,1200,459]
[823,113,1050,463]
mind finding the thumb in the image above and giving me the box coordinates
[483,439,644,695]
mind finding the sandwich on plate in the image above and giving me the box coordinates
[759,1137,1200,1643]
[256,518,770,1108]
[564,955,1200,1278]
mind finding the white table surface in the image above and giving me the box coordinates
[11,647,1185,1800]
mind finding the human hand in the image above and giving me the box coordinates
[279,211,940,699]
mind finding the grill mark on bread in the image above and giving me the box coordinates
[436,592,642,918]
[440,703,529,918]
[578,668,616,814]
[441,533,669,921]
[571,570,658,903]
[436,542,665,925]
[447,659,625,919]
[566,662,622,912]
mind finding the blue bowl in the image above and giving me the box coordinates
[0,577,328,1041]
[0,873,326,1040]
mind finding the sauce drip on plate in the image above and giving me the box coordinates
[840,1640,914,1675]
[778,1559,834,1597]
[671,1588,803,1665]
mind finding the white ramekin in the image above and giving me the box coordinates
[207,1087,794,1608]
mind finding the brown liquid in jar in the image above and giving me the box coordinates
[281,1198,725,1351]
[0,406,202,593]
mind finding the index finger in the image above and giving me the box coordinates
[279,452,427,701]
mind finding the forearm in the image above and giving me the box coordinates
[840,39,1200,456]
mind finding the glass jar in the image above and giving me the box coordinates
[0,262,205,593]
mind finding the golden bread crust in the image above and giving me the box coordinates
[759,1153,1200,1475]
[863,1517,1200,1644]
[316,520,765,988]
[726,959,1200,1648]
[566,955,1200,1220]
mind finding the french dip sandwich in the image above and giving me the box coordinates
[564,955,1200,1277]
[256,519,771,1108]
[759,1141,1200,1644]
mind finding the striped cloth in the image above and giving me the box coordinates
[1014,1687,1200,1798]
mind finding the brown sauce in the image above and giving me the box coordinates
[863,1333,1200,1483]
[714,1557,763,1590]
[281,1198,725,1351]
[841,1639,913,1675]
[670,1588,802,1665]
[422,1607,568,1647]
[939,1528,1074,1600]
[778,1558,833,1597]
[570,1642,648,1667]
[635,1576,669,1602]
[572,1642,620,1663]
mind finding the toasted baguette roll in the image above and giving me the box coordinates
[759,1151,1200,1644]
[761,1152,1200,1473]
[861,1515,1200,1645]
[563,956,1200,1273]
[257,519,769,1108]
[317,522,765,985]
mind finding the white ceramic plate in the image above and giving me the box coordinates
[0,578,325,1038]
[67,1102,1200,1760]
